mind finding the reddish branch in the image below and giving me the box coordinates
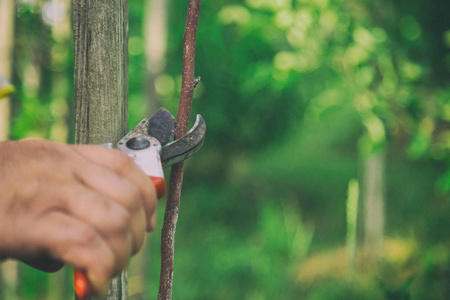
[157,1,201,299]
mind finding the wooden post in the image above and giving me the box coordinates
[73,0,129,145]
[73,0,129,299]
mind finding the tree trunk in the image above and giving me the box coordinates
[73,0,129,299]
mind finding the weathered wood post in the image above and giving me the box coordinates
[73,0,128,145]
[73,0,129,299]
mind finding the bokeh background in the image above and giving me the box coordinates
[0,0,449,299]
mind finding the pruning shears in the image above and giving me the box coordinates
[74,108,206,298]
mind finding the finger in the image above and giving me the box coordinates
[56,184,141,258]
[73,145,157,231]
[27,211,118,296]
[75,167,147,253]
[63,150,148,254]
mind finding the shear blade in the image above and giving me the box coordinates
[148,108,175,146]
[161,114,206,167]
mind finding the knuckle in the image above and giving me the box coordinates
[76,226,100,247]
[112,207,132,234]
[112,150,134,169]
[122,184,142,213]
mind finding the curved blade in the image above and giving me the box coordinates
[148,108,175,146]
[161,114,206,167]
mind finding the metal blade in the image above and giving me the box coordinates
[161,114,206,167]
[148,108,175,146]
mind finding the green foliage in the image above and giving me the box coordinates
[307,280,383,300]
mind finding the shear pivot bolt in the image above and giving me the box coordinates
[126,137,151,150]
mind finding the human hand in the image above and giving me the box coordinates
[0,139,157,296]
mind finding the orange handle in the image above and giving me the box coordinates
[74,270,90,299]
[149,176,166,199]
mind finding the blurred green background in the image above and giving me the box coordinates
[0,0,449,299]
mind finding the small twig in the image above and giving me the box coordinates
[157,1,201,300]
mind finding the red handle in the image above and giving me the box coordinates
[74,270,90,299]
[149,176,166,199]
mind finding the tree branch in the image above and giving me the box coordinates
[157,1,201,299]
